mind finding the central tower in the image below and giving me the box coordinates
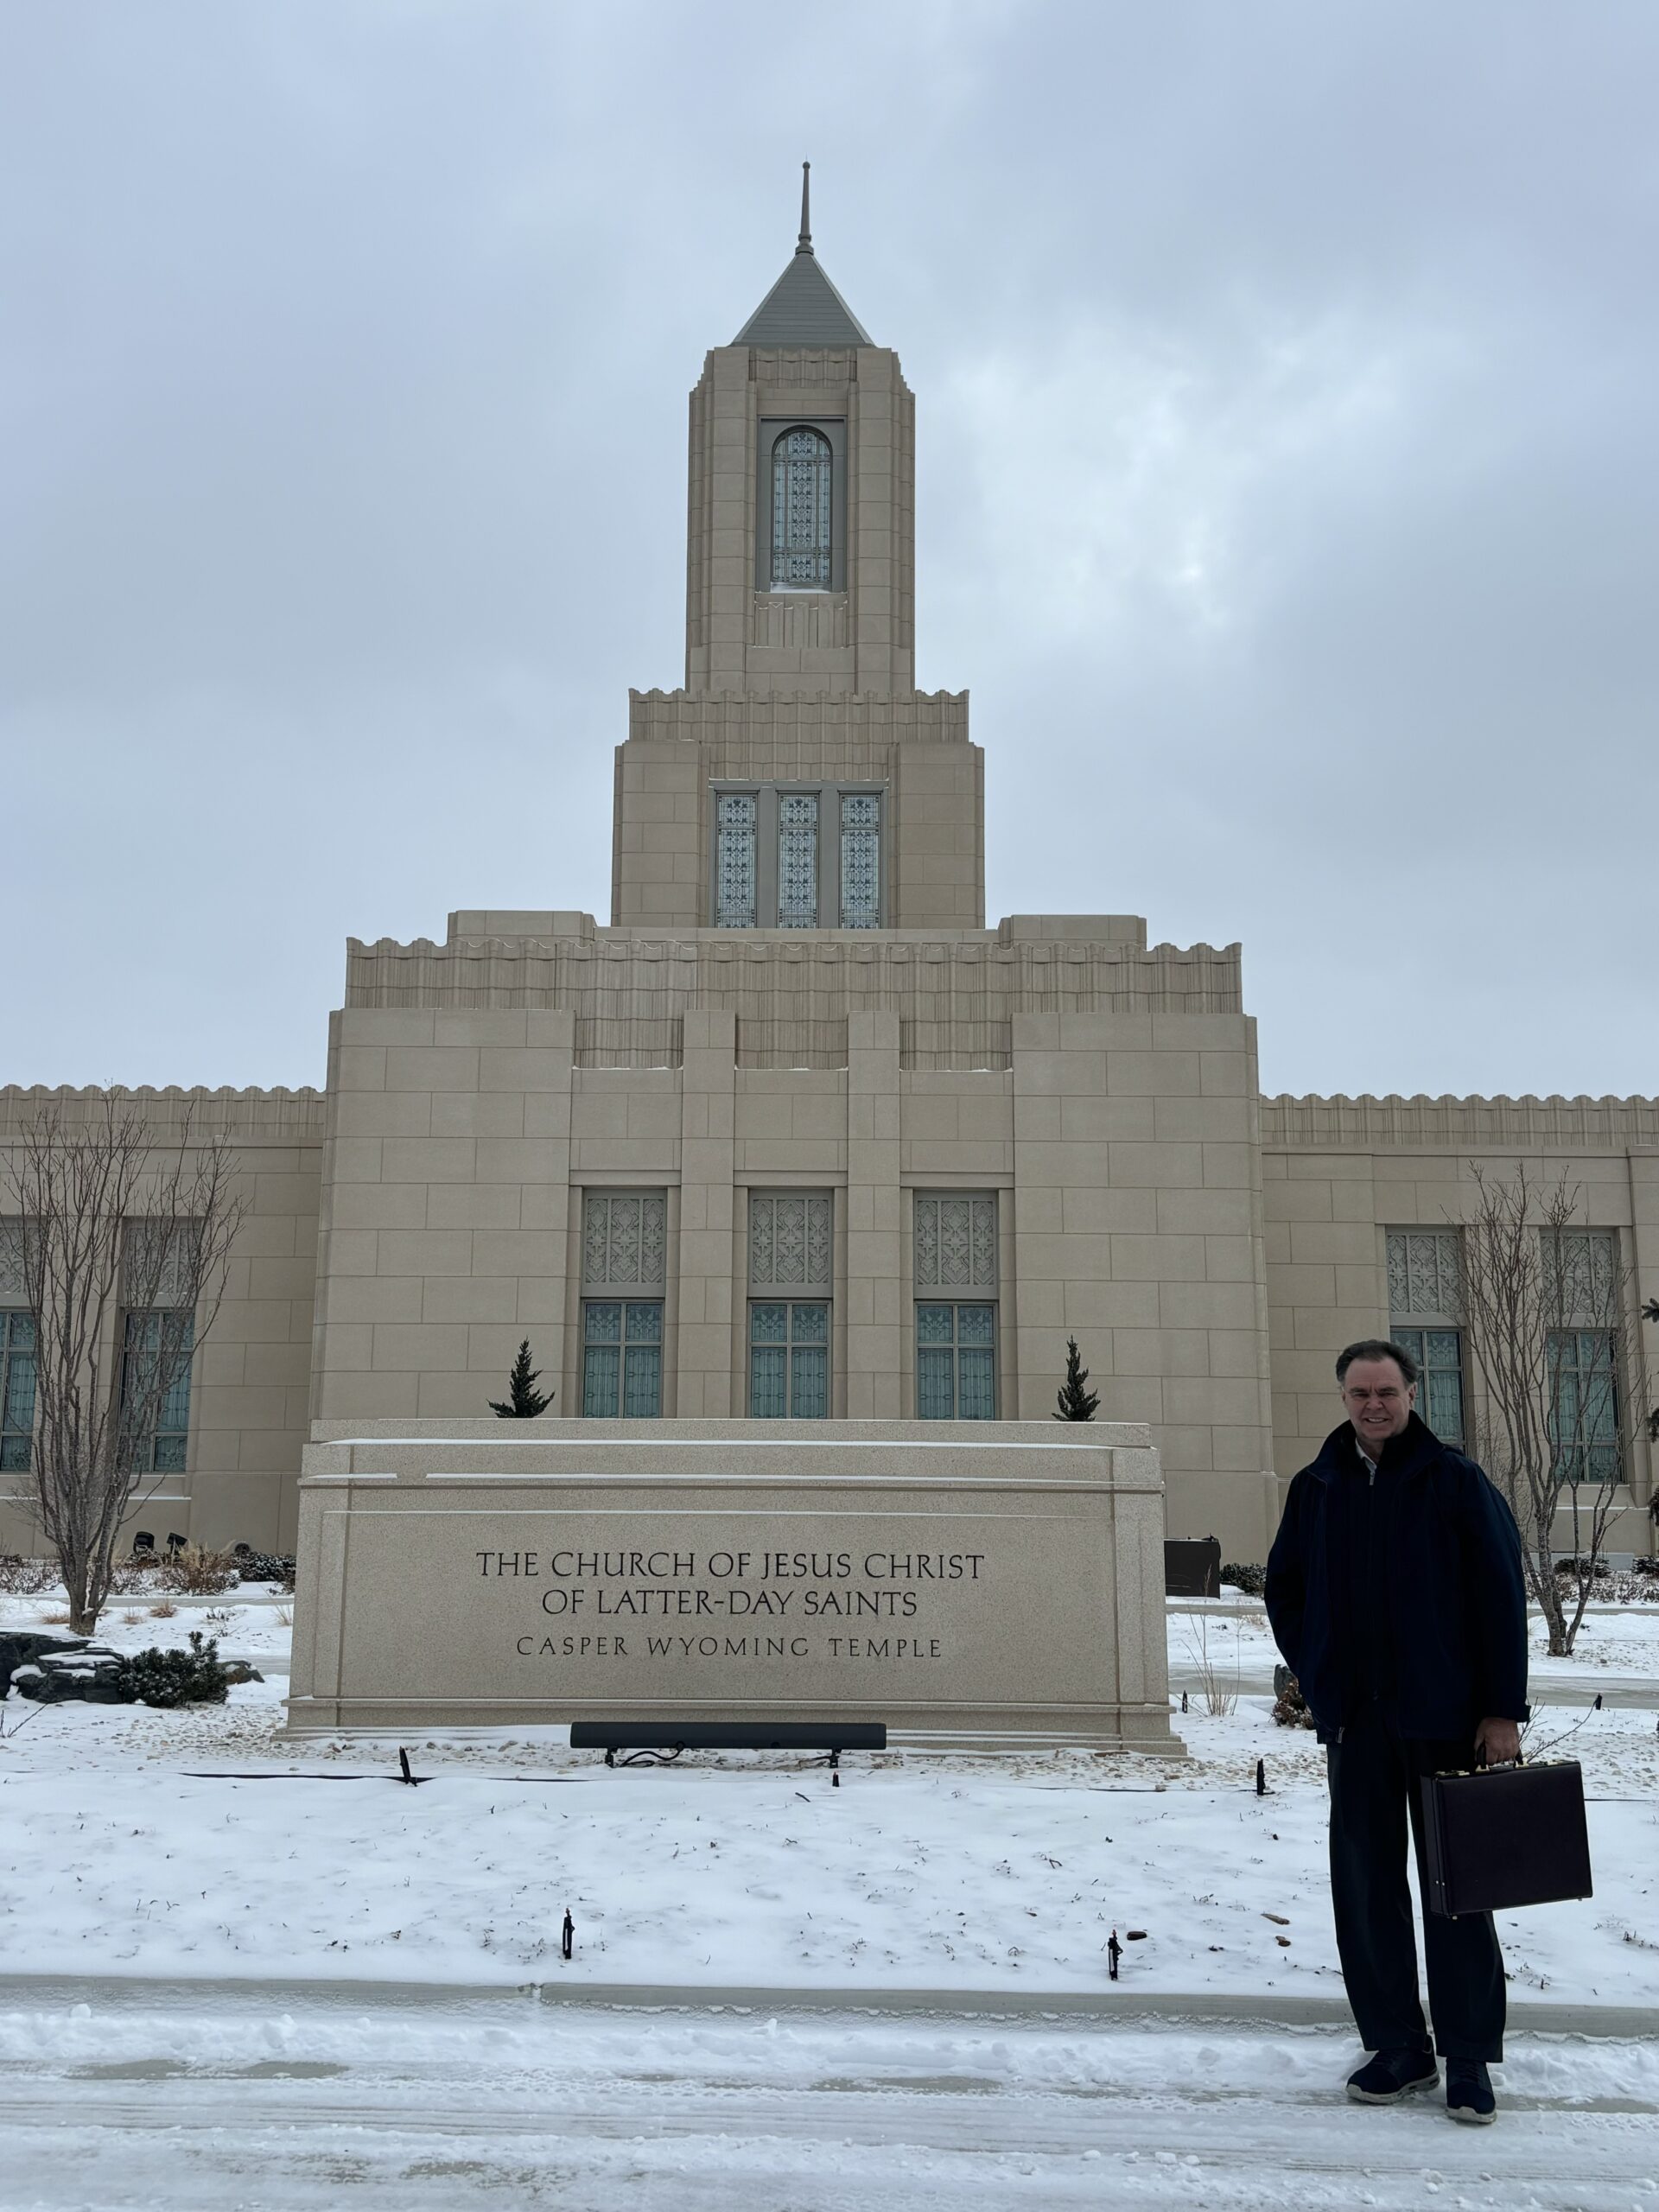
[611,168,983,934]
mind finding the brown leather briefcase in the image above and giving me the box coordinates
[1420,1759,1592,1918]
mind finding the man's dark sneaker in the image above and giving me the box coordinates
[1446,2060,1497,2125]
[1346,2049,1440,2103]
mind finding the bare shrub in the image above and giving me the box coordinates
[107,1555,165,1596]
[158,1543,239,1596]
[148,1599,177,1619]
[3,1096,246,1634]
[0,1556,58,1598]
[1460,1166,1655,1656]
[1179,1611,1240,1716]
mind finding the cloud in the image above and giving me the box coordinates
[1,1,1655,1096]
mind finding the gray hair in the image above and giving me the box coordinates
[1335,1338,1421,1387]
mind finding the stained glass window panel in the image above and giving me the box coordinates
[1386,1230,1461,1322]
[622,1344,662,1418]
[918,1346,955,1421]
[957,1348,995,1420]
[716,793,758,928]
[582,1344,620,1417]
[771,427,832,588]
[1548,1329,1620,1486]
[748,1300,830,1417]
[791,1344,828,1419]
[0,1312,35,1473]
[778,793,818,927]
[749,1344,786,1418]
[749,1194,831,1290]
[1541,1229,1618,1325]
[915,1302,997,1421]
[1391,1324,1465,1447]
[582,1193,666,1289]
[913,1196,996,1291]
[120,1309,194,1474]
[840,792,880,928]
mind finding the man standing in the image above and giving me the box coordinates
[1266,1338,1528,2126]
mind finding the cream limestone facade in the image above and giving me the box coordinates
[3,219,1656,1567]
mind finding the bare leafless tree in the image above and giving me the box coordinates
[1457,1164,1652,1656]
[3,1096,245,1634]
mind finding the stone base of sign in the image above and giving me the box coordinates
[284,1419,1183,1752]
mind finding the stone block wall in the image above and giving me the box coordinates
[0,1084,324,1554]
[1262,1093,1659,1553]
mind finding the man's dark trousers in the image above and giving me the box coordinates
[1328,1704,1505,2063]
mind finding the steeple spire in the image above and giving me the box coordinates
[732,163,873,347]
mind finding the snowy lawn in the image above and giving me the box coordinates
[2,1590,1655,2006]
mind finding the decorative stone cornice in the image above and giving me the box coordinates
[1260,1092,1659,1150]
[0,1084,327,1141]
[346,932,1243,1070]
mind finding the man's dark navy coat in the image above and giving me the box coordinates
[1265,1412,1529,1741]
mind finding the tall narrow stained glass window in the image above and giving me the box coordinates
[749,1301,829,1418]
[915,1194,997,1420]
[0,1312,35,1472]
[840,793,880,929]
[1548,1329,1621,1489]
[120,1310,194,1473]
[770,426,832,588]
[715,794,757,929]
[777,794,819,927]
[1386,1228,1465,1446]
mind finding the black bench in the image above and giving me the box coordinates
[569,1721,887,1770]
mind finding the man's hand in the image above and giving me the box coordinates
[1475,1717,1522,1765]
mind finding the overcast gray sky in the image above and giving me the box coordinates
[4,2,1656,1100]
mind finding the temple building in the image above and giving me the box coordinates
[3,190,1655,1564]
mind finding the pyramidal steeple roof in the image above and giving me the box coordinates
[733,163,873,348]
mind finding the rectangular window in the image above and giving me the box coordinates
[0,1311,36,1473]
[748,1192,830,1417]
[710,785,883,929]
[581,1190,667,1418]
[914,1194,998,1294]
[715,794,758,929]
[1548,1329,1621,1489]
[582,1191,667,1293]
[1391,1326,1465,1448]
[1541,1227,1618,1325]
[120,1309,194,1473]
[915,1193,997,1419]
[749,1300,830,1418]
[838,792,880,929]
[582,1300,664,1418]
[1386,1228,1465,1447]
[916,1302,997,1420]
[748,1192,832,1292]
[777,794,819,927]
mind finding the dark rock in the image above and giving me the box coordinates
[11,1644,128,1704]
[0,1633,91,1694]
[221,1662,264,1685]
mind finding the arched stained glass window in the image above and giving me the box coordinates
[771,426,832,589]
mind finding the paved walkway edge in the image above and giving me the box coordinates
[0,1972,1650,2040]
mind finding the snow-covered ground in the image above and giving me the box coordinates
[2,1592,1655,2011]
[3,1596,1656,2207]
[3,1999,1657,2210]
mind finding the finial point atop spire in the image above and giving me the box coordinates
[796,161,813,257]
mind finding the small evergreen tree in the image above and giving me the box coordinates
[1053,1336,1100,1421]
[490,1339,555,1419]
